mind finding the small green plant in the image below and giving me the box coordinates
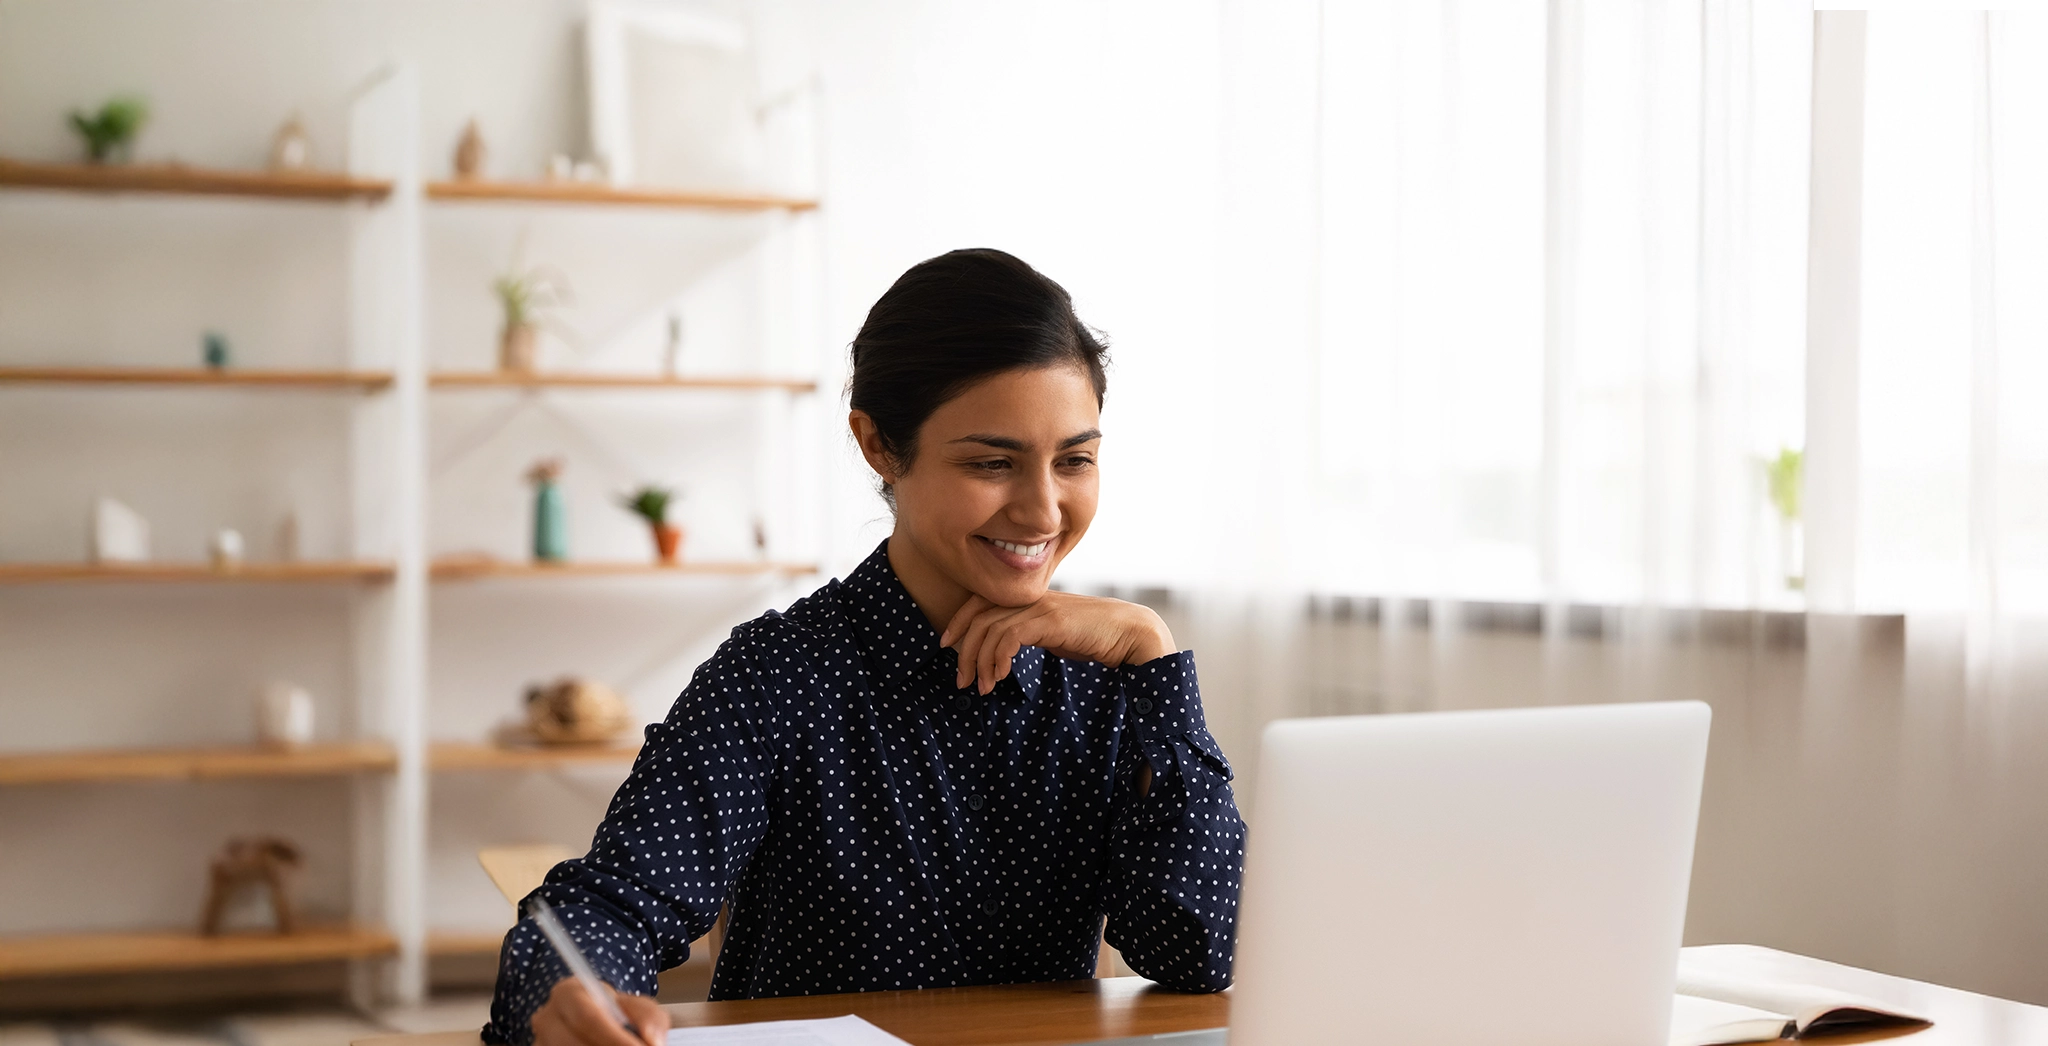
[619,485,675,526]
[1766,447,1802,522]
[70,96,150,164]
[491,266,572,330]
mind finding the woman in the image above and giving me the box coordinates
[486,249,1245,1046]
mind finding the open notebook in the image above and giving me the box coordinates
[1672,964,1932,1046]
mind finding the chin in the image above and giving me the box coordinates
[976,574,1051,608]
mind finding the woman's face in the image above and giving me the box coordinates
[856,364,1101,611]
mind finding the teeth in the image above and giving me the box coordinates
[991,538,1048,557]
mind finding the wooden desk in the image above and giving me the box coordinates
[352,946,2048,1046]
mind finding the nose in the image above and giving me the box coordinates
[1008,459,1062,536]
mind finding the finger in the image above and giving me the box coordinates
[978,608,1044,694]
[616,992,670,1046]
[953,605,1017,689]
[939,594,995,649]
[560,980,649,1046]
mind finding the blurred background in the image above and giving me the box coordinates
[1,0,2045,1042]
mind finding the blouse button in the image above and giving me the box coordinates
[1134,697,1154,714]
[967,794,985,811]
[953,695,972,711]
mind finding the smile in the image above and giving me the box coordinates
[984,537,1051,558]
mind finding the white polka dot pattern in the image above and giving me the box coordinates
[482,541,1245,1045]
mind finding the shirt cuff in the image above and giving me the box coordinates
[1118,649,1205,738]
[484,900,656,1046]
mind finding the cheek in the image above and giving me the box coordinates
[903,471,1004,543]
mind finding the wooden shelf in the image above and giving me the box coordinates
[0,926,396,980]
[431,558,816,581]
[0,366,393,391]
[430,371,815,393]
[0,741,396,786]
[427,179,817,212]
[0,158,392,202]
[0,561,395,585]
[426,931,507,956]
[430,740,641,772]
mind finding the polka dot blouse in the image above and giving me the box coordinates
[483,541,1245,1045]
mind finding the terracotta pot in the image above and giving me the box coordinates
[653,523,684,564]
[499,322,538,373]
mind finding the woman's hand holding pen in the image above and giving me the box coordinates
[531,978,668,1046]
[940,591,1175,695]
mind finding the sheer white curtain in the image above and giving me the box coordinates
[803,0,2048,1002]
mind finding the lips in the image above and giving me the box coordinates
[988,538,1048,557]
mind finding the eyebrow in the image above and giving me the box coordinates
[950,429,1102,451]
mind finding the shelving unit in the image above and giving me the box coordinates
[0,742,397,786]
[426,178,815,212]
[429,741,640,772]
[0,927,398,980]
[0,366,393,390]
[0,561,395,584]
[429,371,814,392]
[0,61,827,1008]
[0,157,393,202]
[430,558,815,581]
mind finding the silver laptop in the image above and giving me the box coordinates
[1087,701,1711,1046]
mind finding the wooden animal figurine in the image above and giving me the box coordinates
[199,836,303,936]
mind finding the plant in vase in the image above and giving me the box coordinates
[620,485,684,564]
[1766,447,1803,592]
[491,265,571,374]
[528,458,568,563]
[70,96,149,164]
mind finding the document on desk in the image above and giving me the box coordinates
[666,1015,910,1046]
[1669,964,1931,1046]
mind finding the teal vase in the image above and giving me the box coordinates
[533,479,567,562]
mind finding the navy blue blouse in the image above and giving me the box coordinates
[484,542,1245,1044]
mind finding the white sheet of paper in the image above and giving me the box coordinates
[665,1015,910,1046]
[1668,994,1794,1046]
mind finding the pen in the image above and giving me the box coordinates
[528,895,642,1038]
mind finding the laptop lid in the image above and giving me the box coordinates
[1230,701,1711,1046]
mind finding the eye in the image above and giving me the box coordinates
[1060,454,1096,470]
[966,459,1011,472]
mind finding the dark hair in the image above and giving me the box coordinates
[849,248,1109,489]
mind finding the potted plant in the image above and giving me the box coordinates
[70,96,149,164]
[620,485,683,564]
[1765,447,1802,591]
[491,265,571,373]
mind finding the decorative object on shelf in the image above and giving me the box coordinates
[620,484,683,564]
[663,312,683,376]
[546,153,575,182]
[492,265,572,373]
[209,528,245,571]
[524,677,631,744]
[276,511,301,562]
[203,331,230,369]
[752,516,769,559]
[269,113,312,172]
[69,95,149,164]
[1766,447,1803,592]
[256,682,316,748]
[91,496,151,563]
[200,836,303,936]
[453,118,487,180]
[528,458,568,562]
[573,159,605,182]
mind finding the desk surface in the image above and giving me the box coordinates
[353,945,2048,1046]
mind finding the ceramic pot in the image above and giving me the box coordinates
[500,322,538,373]
[653,522,683,564]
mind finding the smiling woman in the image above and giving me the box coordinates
[487,250,1247,1046]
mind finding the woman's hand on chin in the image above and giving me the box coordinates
[940,591,1176,695]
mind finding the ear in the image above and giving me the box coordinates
[848,410,898,482]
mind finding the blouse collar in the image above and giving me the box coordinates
[836,539,1046,703]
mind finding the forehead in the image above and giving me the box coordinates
[924,365,1101,438]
